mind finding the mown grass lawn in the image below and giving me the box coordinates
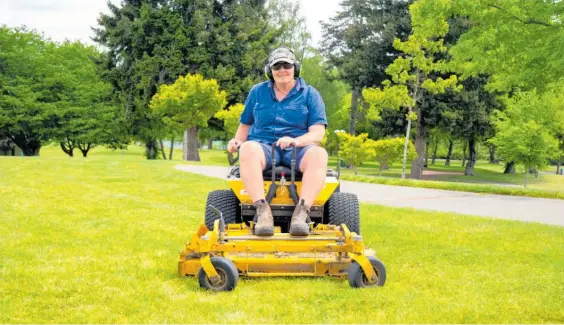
[1,147,563,323]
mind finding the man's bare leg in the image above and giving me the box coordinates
[239,141,266,201]
[239,141,273,236]
[298,146,329,206]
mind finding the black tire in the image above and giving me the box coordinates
[205,190,240,230]
[327,192,360,234]
[197,257,239,291]
[348,257,386,288]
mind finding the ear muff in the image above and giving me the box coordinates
[264,61,301,80]
[265,64,273,81]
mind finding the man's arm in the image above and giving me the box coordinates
[295,124,325,146]
[276,124,325,149]
[227,124,250,153]
[228,85,256,153]
[234,124,250,142]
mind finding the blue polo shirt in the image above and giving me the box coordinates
[240,77,327,144]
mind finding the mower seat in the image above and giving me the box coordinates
[263,166,302,181]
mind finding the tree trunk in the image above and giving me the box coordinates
[425,137,430,168]
[410,114,425,180]
[349,89,360,135]
[504,161,516,174]
[445,139,453,166]
[183,127,200,161]
[432,139,438,165]
[21,144,41,156]
[461,141,467,167]
[169,135,175,160]
[489,144,497,164]
[159,139,167,160]
[60,140,74,157]
[524,169,529,188]
[12,135,41,156]
[77,143,92,157]
[401,116,413,180]
[557,162,562,175]
[529,168,539,178]
[464,138,477,176]
[207,138,213,150]
[145,139,158,160]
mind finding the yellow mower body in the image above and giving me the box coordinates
[178,220,386,291]
[184,148,386,291]
[227,177,339,206]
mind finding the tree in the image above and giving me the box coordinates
[362,33,460,179]
[336,132,375,175]
[150,74,227,161]
[435,75,500,175]
[215,103,244,137]
[267,0,311,59]
[49,41,117,158]
[410,0,564,93]
[0,27,55,156]
[94,0,277,159]
[410,2,564,175]
[372,137,416,175]
[321,0,413,135]
[300,53,349,125]
[490,89,564,187]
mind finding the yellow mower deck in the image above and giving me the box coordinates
[178,220,386,291]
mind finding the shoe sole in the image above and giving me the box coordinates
[255,226,274,236]
[289,223,309,236]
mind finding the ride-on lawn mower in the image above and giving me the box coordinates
[178,144,386,291]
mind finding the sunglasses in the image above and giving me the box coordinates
[272,62,293,71]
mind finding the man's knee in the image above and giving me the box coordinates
[239,141,261,157]
[300,146,328,171]
[239,141,266,168]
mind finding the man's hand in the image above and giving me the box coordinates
[276,136,299,150]
[227,139,242,153]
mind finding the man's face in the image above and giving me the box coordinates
[272,62,294,84]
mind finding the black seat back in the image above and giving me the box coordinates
[263,166,303,181]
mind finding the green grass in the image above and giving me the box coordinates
[1,146,563,323]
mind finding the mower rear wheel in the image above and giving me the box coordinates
[347,257,386,288]
[327,192,360,234]
[197,256,239,291]
[205,190,240,230]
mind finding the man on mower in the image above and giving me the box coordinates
[226,47,328,237]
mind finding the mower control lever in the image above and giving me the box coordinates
[207,205,226,235]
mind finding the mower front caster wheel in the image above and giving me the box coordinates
[197,257,239,291]
[348,257,386,288]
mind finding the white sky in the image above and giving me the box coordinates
[0,0,342,47]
